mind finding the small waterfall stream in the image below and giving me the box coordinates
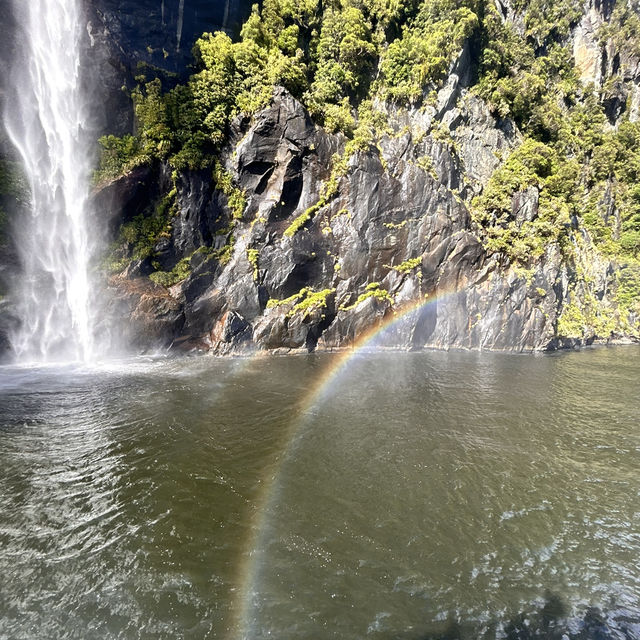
[4,0,95,363]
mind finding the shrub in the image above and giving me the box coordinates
[379,1,478,103]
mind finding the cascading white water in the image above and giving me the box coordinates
[4,0,95,363]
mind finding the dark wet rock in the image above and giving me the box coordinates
[253,289,336,352]
[0,300,18,362]
[79,0,253,135]
[90,164,160,234]
[87,0,252,72]
[205,309,251,354]
[106,276,184,351]
[234,87,338,226]
[319,296,392,349]
[6,0,632,357]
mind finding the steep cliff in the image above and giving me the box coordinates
[8,0,640,357]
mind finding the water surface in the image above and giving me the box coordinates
[0,348,639,638]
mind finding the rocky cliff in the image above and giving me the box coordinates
[100,85,553,353]
[5,0,640,358]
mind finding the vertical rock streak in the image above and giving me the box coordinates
[4,0,95,362]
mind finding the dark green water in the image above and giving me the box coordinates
[0,348,639,639]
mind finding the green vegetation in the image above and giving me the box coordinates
[430,121,460,155]
[0,157,27,244]
[93,135,146,184]
[386,257,422,274]
[616,263,640,316]
[557,301,586,339]
[473,107,640,264]
[213,161,246,220]
[599,2,640,59]
[415,155,437,179]
[266,289,306,309]
[103,181,235,282]
[284,130,375,237]
[149,256,192,287]
[149,237,237,287]
[379,0,477,103]
[0,158,27,201]
[211,232,237,267]
[556,294,621,340]
[284,152,344,237]
[96,0,484,179]
[472,139,573,263]
[284,205,318,237]
[584,121,640,259]
[247,248,259,280]
[95,0,640,323]
[118,187,177,263]
[291,288,336,316]
[476,0,582,138]
[466,0,640,306]
[304,3,376,131]
[266,287,335,317]
[384,220,407,230]
[340,282,394,310]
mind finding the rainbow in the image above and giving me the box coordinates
[233,286,466,639]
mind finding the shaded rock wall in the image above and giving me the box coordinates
[82,0,253,135]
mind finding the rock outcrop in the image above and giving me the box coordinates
[101,83,633,354]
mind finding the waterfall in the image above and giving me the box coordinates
[176,0,185,51]
[4,0,96,363]
[222,0,231,29]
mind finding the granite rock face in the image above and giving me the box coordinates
[89,0,250,66]
[102,85,623,354]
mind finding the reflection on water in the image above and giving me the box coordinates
[420,593,638,639]
[0,348,639,638]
